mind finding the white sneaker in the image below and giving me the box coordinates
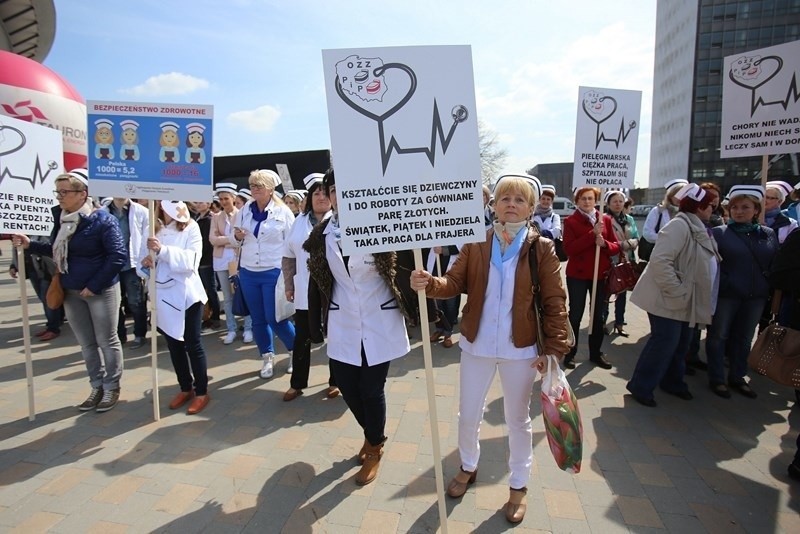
[287,359,293,374]
[260,353,274,379]
[223,331,237,345]
[243,329,254,344]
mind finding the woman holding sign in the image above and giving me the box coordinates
[14,169,127,413]
[306,168,413,487]
[411,175,570,524]
[562,186,620,369]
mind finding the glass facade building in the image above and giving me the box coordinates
[650,0,800,199]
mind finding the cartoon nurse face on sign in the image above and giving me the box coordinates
[94,118,115,160]
[159,122,181,163]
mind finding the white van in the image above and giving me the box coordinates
[552,196,576,217]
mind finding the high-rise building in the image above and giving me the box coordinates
[649,0,800,202]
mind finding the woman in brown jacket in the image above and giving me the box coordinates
[411,174,570,523]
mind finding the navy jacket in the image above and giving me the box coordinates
[712,224,778,300]
[30,210,127,294]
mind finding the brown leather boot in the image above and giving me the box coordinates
[503,487,527,523]
[355,441,384,485]
[357,439,368,465]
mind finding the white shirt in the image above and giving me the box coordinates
[532,212,562,240]
[283,211,330,310]
[324,225,410,366]
[459,247,537,360]
[642,205,672,242]
[236,199,295,271]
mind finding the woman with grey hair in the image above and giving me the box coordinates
[14,169,127,412]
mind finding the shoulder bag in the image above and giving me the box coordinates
[747,291,800,388]
[637,209,663,262]
[45,272,65,310]
[529,240,575,353]
[604,255,640,298]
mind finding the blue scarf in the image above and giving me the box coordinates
[765,207,780,228]
[491,225,527,275]
[249,201,269,237]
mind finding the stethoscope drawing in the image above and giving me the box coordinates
[728,55,797,116]
[335,62,469,174]
[0,122,59,187]
[581,95,636,150]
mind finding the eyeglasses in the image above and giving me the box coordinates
[53,189,83,197]
[248,183,268,190]
[765,196,781,200]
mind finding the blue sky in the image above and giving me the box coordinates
[45,0,657,187]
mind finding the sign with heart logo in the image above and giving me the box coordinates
[721,39,800,159]
[572,86,642,190]
[322,45,483,256]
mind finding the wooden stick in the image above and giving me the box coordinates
[148,200,160,421]
[588,191,606,325]
[412,248,448,534]
[760,154,769,224]
[17,246,35,421]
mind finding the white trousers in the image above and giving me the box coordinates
[458,350,537,489]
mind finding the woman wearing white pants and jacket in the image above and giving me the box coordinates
[411,175,570,523]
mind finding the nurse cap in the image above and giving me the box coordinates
[728,184,765,201]
[674,183,706,202]
[664,178,689,191]
[766,180,792,201]
[214,182,238,196]
[120,119,139,131]
[160,200,191,223]
[160,121,179,132]
[494,173,542,201]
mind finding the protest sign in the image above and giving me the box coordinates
[87,101,213,201]
[322,45,483,256]
[0,114,63,235]
[721,39,800,158]
[572,86,641,190]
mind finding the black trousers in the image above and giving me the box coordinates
[163,301,209,395]
[329,347,390,446]
[566,277,606,361]
[290,310,336,390]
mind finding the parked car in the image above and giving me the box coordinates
[553,196,576,217]
[632,204,655,217]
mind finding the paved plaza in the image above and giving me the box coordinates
[0,239,798,533]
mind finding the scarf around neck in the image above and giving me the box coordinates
[249,200,270,237]
[608,209,628,228]
[53,199,94,273]
[491,222,528,274]
[328,212,342,242]
[493,220,527,253]
[534,204,553,220]
[579,208,597,226]
[727,220,761,234]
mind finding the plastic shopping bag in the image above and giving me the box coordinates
[540,354,583,473]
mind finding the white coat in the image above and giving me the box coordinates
[642,205,673,242]
[102,200,150,276]
[153,220,208,340]
[532,212,562,240]
[283,211,330,310]
[236,199,295,271]
[324,224,410,366]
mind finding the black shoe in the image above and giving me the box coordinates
[590,354,612,369]
[687,360,708,371]
[564,358,576,369]
[789,462,800,481]
[627,393,657,407]
[663,389,693,401]
[730,381,758,399]
[710,383,731,399]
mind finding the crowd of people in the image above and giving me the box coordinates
[8,166,800,519]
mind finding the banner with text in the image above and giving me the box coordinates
[87,101,213,201]
[721,39,800,158]
[572,86,641,190]
[0,115,63,235]
[322,45,483,255]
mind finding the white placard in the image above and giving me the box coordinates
[572,86,642,189]
[322,45,483,255]
[0,115,63,236]
[721,40,800,158]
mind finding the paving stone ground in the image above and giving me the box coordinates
[0,240,798,533]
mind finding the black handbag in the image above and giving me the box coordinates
[229,273,249,317]
[638,209,664,262]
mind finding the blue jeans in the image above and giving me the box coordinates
[216,270,252,333]
[626,313,691,401]
[706,296,765,386]
[117,268,147,339]
[238,267,295,355]
[163,301,208,395]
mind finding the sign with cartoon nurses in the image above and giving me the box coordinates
[0,114,63,236]
[721,39,800,158]
[86,101,213,201]
[572,86,642,190]
[322,45,483,256]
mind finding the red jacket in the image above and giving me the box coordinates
[563,210,620,280]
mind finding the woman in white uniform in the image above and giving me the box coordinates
[306,168,413,487]
[281,173,337,401]
[142,201,210,414]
